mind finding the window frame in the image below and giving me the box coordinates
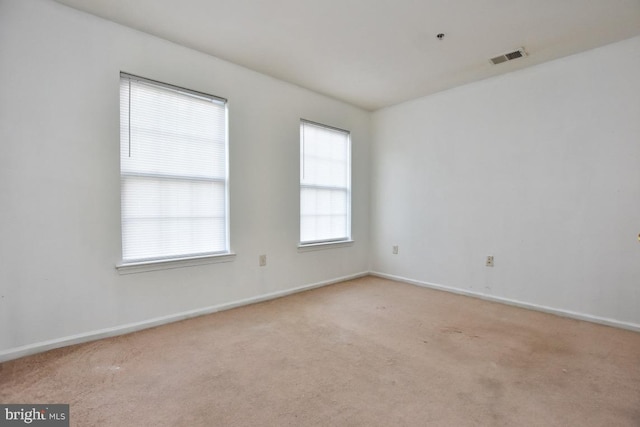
[116,72,232,272]
[299,119,352,248]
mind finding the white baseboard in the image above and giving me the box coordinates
[4,270,636,363]
[0,271,368,363]
[370,271,640,333]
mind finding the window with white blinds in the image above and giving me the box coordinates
[300,120,351,245]
[119,73,228,263]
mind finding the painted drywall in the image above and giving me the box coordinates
[371,35,640,328]
[0,0,370,355]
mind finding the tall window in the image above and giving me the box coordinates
[300,120,351,245]
[119,73,228,263]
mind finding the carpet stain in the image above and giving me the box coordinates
[441,326,463,334]
[478,376,504,397]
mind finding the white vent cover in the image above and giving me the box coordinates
[490,48,527,65]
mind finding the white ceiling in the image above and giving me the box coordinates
[54,0,640,110]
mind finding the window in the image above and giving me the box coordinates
[300,120,351,245]
[119,73,229,264]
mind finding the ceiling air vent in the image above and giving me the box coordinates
[490,48,527,65]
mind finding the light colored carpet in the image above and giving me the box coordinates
[1,276,639,426]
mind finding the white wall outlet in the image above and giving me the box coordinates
[392,245,399,255]
[486,255,494,267]
[259,254,267,267]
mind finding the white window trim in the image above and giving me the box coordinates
[297,240,354,252]
[116,252,236,275]
[299,119,352,246]
[118,72,231,267]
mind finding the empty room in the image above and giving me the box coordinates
[1,0,639,425]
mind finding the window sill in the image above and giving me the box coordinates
[116,252,236,275]
[297,240,354,252]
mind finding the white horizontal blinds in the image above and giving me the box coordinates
[300,120,351,244]
[120,73,228,262]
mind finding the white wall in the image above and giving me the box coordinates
[1,0,638,360]
[0,0,370,356]
[372,36,640,329]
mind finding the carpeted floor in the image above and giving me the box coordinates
[1,276,639,426]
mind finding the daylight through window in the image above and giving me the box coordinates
[300,120,351,245]
[119,73,228,263]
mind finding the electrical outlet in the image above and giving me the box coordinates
[259,254,267,267]
[392,245,399,255]
[486,255,494,267]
